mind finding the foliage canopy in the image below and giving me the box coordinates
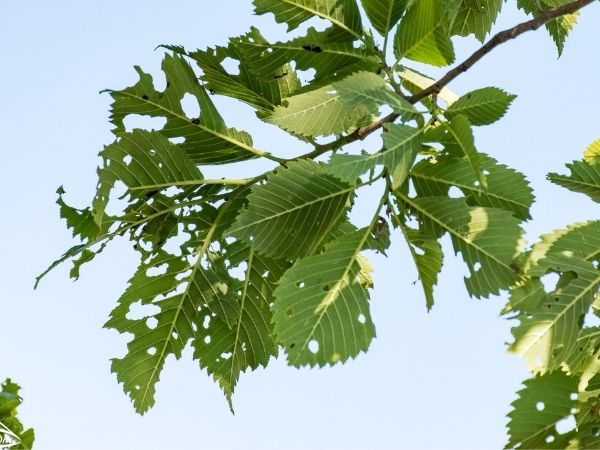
[37,0,599,447]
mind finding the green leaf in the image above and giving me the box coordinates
[92,130,204,226]
[583,139,600,165]
[399,67,458,106]
[192,243,288,408]
[0,379,34,450]
[396,194,523,298]
[104,202,242,414]
[394,0,455,67]
[272,228,377,367]
[333,71,419,120]
[445,87,516,126]
[516,0,579,55]
[400,224,443,310]
[180,29,300,113]
[265,84,376,137]
[506,372,578,449]
[228,160,355,260]
[549,160,600,203]
[441,115,485,188]
[450,0,502,42]
[253,0,363,39]
[325,124,423,188]
[411,153,534,220]
[108,53,263,165]
[361,0,410,36]
[235,26,374,82]
[508,222,600,373]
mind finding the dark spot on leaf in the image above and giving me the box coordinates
[286,308,294,317]
[302,44,322,53]
[191,118,200,124]
[290,343,295,348]
[274,71,288,79]
[142,94,149,100]
[323,285,330,292]
[209,89,215,95]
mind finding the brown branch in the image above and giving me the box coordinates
[299,0,595,160]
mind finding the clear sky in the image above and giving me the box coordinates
[1,2,599,449]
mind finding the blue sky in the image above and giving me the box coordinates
[1,1,599,449]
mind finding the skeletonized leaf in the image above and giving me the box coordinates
[272,228,376,367]
[253,0,363,39]
[228,160,354,260]
[445,87,516,126]
[394,0,455,67]
[361,0,410,35]
[396,194,523,298]
[108,53,261,165]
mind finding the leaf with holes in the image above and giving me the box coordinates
[394,0,455,67]
[179,28,300,113]
[253,0,363,40]
[228,160,354,259]
[506,372,578,449]
[108,53,263,165]
[234,26,375,82]
[272,228,377,367]
[192,243,288,409]
[396,194,523,298]
[445,87,516,126]
[411,153,534,220]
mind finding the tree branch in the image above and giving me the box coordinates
[407,0,595,104]
[303,0,595,158]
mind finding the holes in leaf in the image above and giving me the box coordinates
[262,270,270,278]
[536,402,545,411]
[146,263,168,277]
[127,301,161,320]
[122,114,166,132]
[203,315,211,329]
[221,57,240,75]
[555,415,576,434]
[545,435,555,443]
[168,136,185,145]
[123,155,132,165]
[180,93,200,118]
[146,317,158,330]
[473,262,482,272]
[220,352,232,360]
[172,331,179,340]
[358,314,366,324]
[540,272,559,291]
[204,335,211,344]
[570,392,578,401]
[147,347,157,356]
[296,68,316,85]
[229,261,247,281]
[448,186,462,198]
[296,281,305,289]
[308,340,319,354]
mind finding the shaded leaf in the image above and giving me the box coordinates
[445,87,516,126]
[450,0,503,42]
[361,0,410,36]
